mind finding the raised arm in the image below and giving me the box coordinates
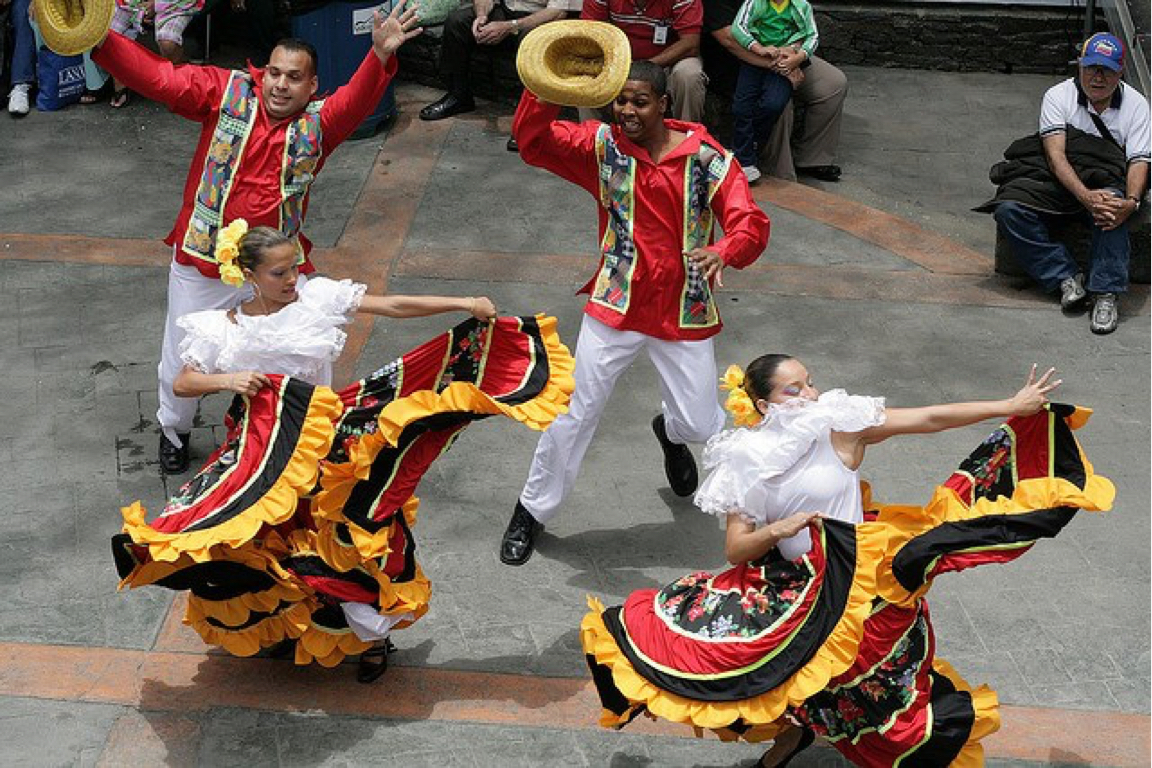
[357,294,498,320]
[855,365,1061,446]
[320,6,419,147]
[512,91,601,194]
[91,32,226,120]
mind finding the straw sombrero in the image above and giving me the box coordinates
[33,0,116,56]
[516,20,632,108]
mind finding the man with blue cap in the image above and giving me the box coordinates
[991,32,1149,334]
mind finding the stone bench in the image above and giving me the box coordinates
[993,206,1151,285]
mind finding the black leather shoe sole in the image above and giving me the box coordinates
[651,415,698,497]
[159,433,191,474]
[500,502,543,566]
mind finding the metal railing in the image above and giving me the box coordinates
[1092,0,1150,95]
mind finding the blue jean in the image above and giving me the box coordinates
[11,0,36,86]
[732,63,794,167]
[993,200,1130,294]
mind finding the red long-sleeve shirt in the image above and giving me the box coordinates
[92,33,397,279]
[512,92,770,341]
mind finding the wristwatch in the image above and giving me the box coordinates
[1127,195,1142,210]
[510,18,521,35]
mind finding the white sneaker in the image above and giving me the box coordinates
[741,163,762,183]
[7,83,31,117]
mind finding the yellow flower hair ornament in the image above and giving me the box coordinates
[215,219,249,287]
[720,364,761,428]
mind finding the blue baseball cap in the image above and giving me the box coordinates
[1080,32,1125,71]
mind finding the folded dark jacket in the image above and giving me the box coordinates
[974,126,1128,214]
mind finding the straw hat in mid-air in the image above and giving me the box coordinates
[34,0,116,56]
[516,20,632,108]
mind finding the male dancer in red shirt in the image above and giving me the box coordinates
[92,5,421,472]
[502,61,771,565]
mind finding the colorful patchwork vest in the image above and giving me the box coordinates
[591,125,732,330]
[181,71,324,265]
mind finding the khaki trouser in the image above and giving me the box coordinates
[761,55,848,180]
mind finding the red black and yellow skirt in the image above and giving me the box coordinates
[582,404,1114,766]
[112,315,574,667]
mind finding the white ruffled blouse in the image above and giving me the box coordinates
[694,389,886,560]
[177,277,366,387]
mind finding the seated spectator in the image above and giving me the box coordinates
[727,0,817,181]
[7,0,35,116]
[981,33,1149,335]
[581,0,706,122]
[108,0,205,106]
[702,0,846,182]
[419,0,568,136]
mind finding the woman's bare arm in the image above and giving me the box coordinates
[854,365,1060,447]
[357,294,497,320]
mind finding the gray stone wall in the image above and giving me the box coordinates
[815,3,1090,75]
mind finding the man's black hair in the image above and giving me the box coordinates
[627,61,668,98]
[273,38,320,75]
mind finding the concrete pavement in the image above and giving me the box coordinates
[0,63,1148,767]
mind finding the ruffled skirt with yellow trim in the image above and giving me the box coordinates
[113,315,574,666]
[581,404,1112,766]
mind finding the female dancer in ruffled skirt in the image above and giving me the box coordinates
[113,223,574,682]
[582,354,1112,766]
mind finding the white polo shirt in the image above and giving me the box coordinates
[1039,78,1151,164]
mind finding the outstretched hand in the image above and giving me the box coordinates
[372,2,423,61]
[1007,364,1061,416]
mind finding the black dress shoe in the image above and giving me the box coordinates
[506,136,519,152]
[500,501,543,566]
[158,432,191,474]
[651,414,698,497]
[796,164,842,182]
[419,93,476,121]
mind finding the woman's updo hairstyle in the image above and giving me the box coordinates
[743,354,794,403]
[237,226,294,273]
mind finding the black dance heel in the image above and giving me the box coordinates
[356,638,397,684]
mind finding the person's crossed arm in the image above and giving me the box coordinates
[475,1,566,44]
[648,32,701,67]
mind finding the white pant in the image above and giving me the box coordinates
[157,259,250,445]
[341,602,415,642]
[519,315,725,524]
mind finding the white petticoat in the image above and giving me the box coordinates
[694,389,886,524]
[177,277,367,385]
